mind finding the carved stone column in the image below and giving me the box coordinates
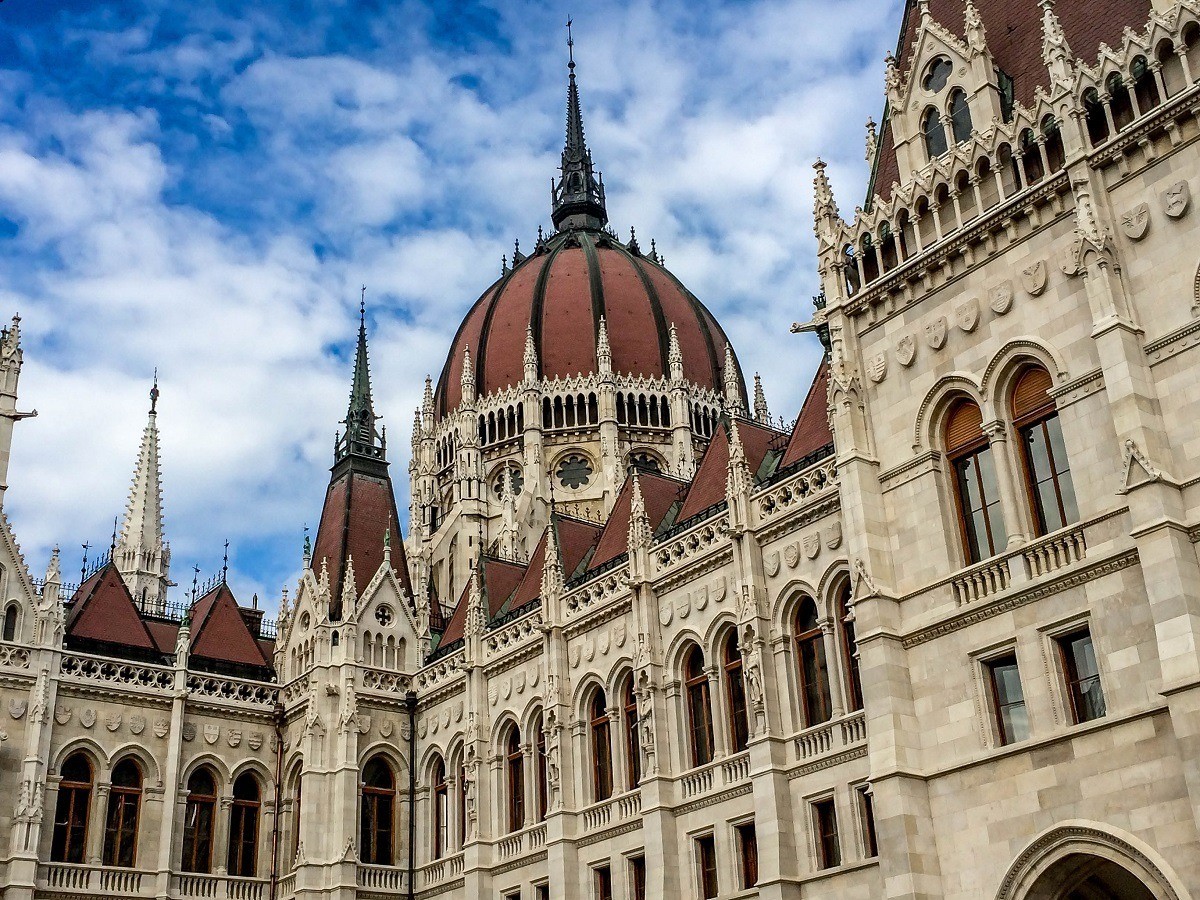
[981,419,1031,552]
[818,619,846,719]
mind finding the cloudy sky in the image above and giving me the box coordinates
[0,0,902,613]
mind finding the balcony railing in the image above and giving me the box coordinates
[39,863,151,896]
[580,787,642,832]
[173,873,268,899]
[419,852,464,888]
[951,521,1088,606]
[794,710,867,764]
[678,749,751,802]
[357,863,407,893]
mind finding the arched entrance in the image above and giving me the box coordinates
[997,825,1187,900]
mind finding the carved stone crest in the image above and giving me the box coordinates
[896,334,916,367]
[1021,260,1048,296]
[381,719,394,738]
[248,732,264,751]
[989,281,1014,316]
[867,352,888,383]
[825,521,843,549]
[81,709,96,729]
[227,729,242,748]
[658,604,672,627]
[925,317,948,350]
[54,705,72,725]
[764,550,780,578]
[955,299,980,333]
[694,587,709,611]
[8,699,26,719]
[1121,202,1150,240]
[357,716,371,735]
[203,724,219,745]
[803,533,820,560]
[129,715,146,735]
[153,719,169,738]
[1164,181,1191,219]
[105,714,122,732]
[181,722,196,742]
[784,542,801,569]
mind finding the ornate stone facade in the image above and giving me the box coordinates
[2,3,1200,899]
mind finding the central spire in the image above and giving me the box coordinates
[335,290,386,473]
[551,19,607,231]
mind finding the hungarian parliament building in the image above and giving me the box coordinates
[3,1,1200,898]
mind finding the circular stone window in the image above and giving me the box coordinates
[492,464,525,499]
[556,453,594,490]
[299,611,311,632]
[374,605,394,626]
[923,56,952,93]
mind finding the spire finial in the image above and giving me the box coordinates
[221,539,230,582]
[150,369,159,415]
[110,516,119,554]
[551,22,607,231]
[360,285,366,320]
[567,16,574,69]
[336,293,384,466]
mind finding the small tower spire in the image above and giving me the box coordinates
[596,316,612,375]
[1039,0,1075,89]
[964,0,987,53]
[723,343,744,416]
[460,346,476,406]
[115,377,170,614]
[523,325,539,384]
[336,291,385,467]
[667,323,684,382]
[628,472,651,552]
[551,19,607,231]
[753,374,770,424]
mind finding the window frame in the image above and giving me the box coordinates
[227,772,260,877]
[1044,620,1107,726]
[812,796,841,870]
[181,767,217,874]
[533,714,548,822]
[622,679,641,789]
[794,599,833,728]
[431,757,448,859]
[694,832,719,900]
[982,651,1029,746]
[103,757,143,868]
[855,784,878,858]
[1011,367,1078,537]
[723,634,750,754]
[51,752,93,864]
[945,399,1006,563]
[505,726,525,833]
[589,690,613,802]
[360,756,396,866]
[683,647,714,767]
[594,862,614,900]
[836,582,864,712]
[628,853,647,900]
[735,820,759,889]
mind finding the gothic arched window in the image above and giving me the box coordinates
[51,752,93,863]
[837,581,863,712]
[228,773,260,877]
[432,757,448,859]
[182,767,217,873]
[103,758,143,868]
[2,603,16,641]
[1012,367,1078,535]
[622,677,641,788]
[923,106,948,159]
[946,398,1007,562]
[723,633,750,753]
[590,690,613,801]
[360,756,395,865]
[684,645,714,767]
[795,599,833,727]
[923,57,953,92]
[949,89,973,143]
[505,726,525,833]
[533,711,548,821]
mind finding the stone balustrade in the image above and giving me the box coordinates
[794,710,867,764]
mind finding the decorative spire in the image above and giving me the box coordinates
[1040,0,1074,89]
[465,564,487,638]
[964,0,987,53]
[726,418,753,499]
[551,19,607,231]
[667,323,684,382]
[753,374,770,424]
[723,343,744,415]
[460,346,476,405]
[596,316,612,375]
[813,159,840,224]
[627,226,641,255]
[115,377,170,614]
[523,325,538,384]
[411,407,422,458]
[628,472,651,552]
[335,294,385,467]
[541,521,564,602]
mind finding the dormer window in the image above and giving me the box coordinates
[924,56,953,93]
[923,107,948,159]
[949,89,973,144]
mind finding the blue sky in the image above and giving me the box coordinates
[0,0,902,613]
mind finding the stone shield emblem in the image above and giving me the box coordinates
[1164,181,1191,219]
[867,353,888,383]
[764,551,780,577]
[105,714,122,732]
[784,542,801,569]
[989,281,1014,316]
[154,719,169,739]
[248,732,264,751]
[825,521,843,549]
[129,715,146,735]
[955,299,980,333]
[181,722,196,742]
[896,334,916,367]
[203,724,219,745]
[8,699,26,719]
[227,729,242,748]
[925,317,948,350]
[55,706,72,725]
[80,708,96,729]
[803,533,820,559]
[1121,203,1151,240]
[1022,260,1048,296]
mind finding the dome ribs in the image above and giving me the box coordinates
[481,253,544,396]
[529,239,569,381]
[622,251,672,381]
[579,233,608,363]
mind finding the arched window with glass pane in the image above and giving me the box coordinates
[227,773,260,877]
[946,398,1007,562]
[590,690,613,801]
[533,712,548,821]
[360,757,395,865]
[923,106,948,159]
[431,757,448,859]
[51,753,93,863]
[684,646,714,767]
[795,599,833,727]
[723,634,750,753]
[457,762,467,848]
[181,768,217,873]
[1012,367,1078,535]
[2,603,16,641]
[103,758,142,867]
[949,89,973,143]
[289,773,302,871]
[837,582,864,712]
[622,678,641,788]
[505,726,525,832]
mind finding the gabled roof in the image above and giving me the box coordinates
[189,582,272,670]
[782,356,834,467]
[676,418,787,522]
[872,0,1152,200]
[508,515,604,611]
[65,563,161,654]
[438,556,530,646]
[589,470,687,571]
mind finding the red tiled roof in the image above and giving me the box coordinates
[434,229,742,417]
[677,418,787,521]
[872,0,1152,199]
[438,556,530,646]
[590,471,688,571]
[508,516,604,611]
[782,357,834,467]
[66,564,160,653]
[190,582,271,669]
[312,468,411,614]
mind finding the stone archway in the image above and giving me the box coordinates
[1024,854,1156,899]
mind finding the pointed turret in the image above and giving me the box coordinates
[0,314,36,500]
[422,375,435,431]
[726,418,753,502]
[541,520,565,605]
[460,346,476,407]
[1039,0,1075,90]
[524,325,539,384]
[963,0,987,53]
[667,323,684,382]
[596,316,612,376]
[753,374,770,424]
[115,377,170,614]
[628,473,651,552]
[335,300,385,468]
[550,25,608,231]
[812,159,840,227]
[723,343,745,416]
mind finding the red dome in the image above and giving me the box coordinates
[434,228,744,418]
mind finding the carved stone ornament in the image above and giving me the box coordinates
[203,724,219,745]
[955,299,980,333]
[227,729,242,748]
[825,521,843,549]
[1121,202,1151,240]
[803,533,820,560]
[1022,260,1048,296]
[1164,180,1191,219]
[381,719,394,738]
[694,587,709,611]
[153,719,169,739]
[659,604,672,627]
[181,722,196,742]
[764,550,780,577]
[925,317,948,349]
[357,716,371,735]
[675,598,690,620]
[784,542,801,569]
[248,732,264,751]
[81,709,96,729]
[896,334,916,367]
[9,699,26,719]
[989,281,1014,316]
[129,715,146,735]
[54,705,72,725]
[867,352,888,383]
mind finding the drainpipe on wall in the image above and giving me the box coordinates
[269,701,285,900]
[406,690,418,900]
